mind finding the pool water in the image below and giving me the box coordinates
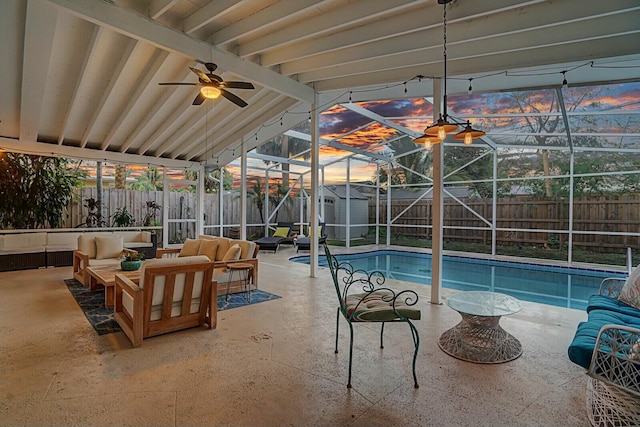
[290,250,626,310]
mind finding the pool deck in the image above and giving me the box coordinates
[0,243,595,426]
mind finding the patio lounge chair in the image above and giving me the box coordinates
[296,223,326,252]
[323,244,421,388]
[255,224,291,253]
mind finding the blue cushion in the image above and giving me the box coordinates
[587,295,640,319]
[568,309,640,369]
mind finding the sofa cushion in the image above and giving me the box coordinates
[95,236,124,260]
[46,232,81,252]
[117,231,152,243]
[0,233,47,254]
[138,255,210,304]
[273,227,289,238]
[222,244,241,261]
[198,239,218,261]
[618,264,640,310]
[587,294,640,319]
[236,240,256,259]
[215,238,233,261]
[77,233,111,258]
[568,309,640,369]
[179,239,201,257]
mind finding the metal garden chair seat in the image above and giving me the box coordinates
[323,244,421,388]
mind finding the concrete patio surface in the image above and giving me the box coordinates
[0,244,590,426]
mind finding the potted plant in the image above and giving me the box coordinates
[112,207,135,227]
[120,252,145,271]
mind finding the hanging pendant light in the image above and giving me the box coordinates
[414,0,485,147]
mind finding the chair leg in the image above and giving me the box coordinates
[407,320,420,388]
[335,308,340,354]
[347,321,354,389]
[380,322,385,349]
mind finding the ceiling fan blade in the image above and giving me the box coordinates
[220,89,248,108]
[159,82,198,86]
[192,92,206,106]
[189,66,211,83]
[221,81,255,90]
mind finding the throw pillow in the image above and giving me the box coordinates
[198,239,219,261]
[618,264,640,309]
[95,236,124,260]
[179,238,201,257]
[273,227,289,238]
[222,244,241,261]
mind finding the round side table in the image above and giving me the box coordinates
[438,291,522,364]
[226,262,254,302]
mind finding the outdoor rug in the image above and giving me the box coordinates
[64,278,281,336]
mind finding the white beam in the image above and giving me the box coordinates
[213,0,323,48]
[58,25,101,144]
[100,49,170,150]
[340,103,421,137]
[45,0,315,103]
[119,59,192,153]
[148,0,179,19]
[182,0,240,34]
[20,0,58,142]
[80,38,138,147]
[0,136,193,168]
[236,0,423,58]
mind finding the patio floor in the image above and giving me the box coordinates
[0,244,590,426]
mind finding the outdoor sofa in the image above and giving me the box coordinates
[156,235,259,297]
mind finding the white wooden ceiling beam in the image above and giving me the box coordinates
[182,0,241,34]
[285,1,640,77]
[119,60,192,153]
[100,49,170,150]
[207,97,300,164]
[261,0,545,67]
[211,0,324,47]
[45,0,315,103]
[311,33,640,92]
[79,38,138,147]
[20,0,58,143]
[0,136,192,168]
[57,26,102,145]
[148,0,179,20]
[135,89,196,155]
[298,13,640,85]
[183,92,288,160]
[236,0,423,58]
[161,89,271,159]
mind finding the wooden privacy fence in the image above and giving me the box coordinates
[64,188,303,241]
[369,195,640,253]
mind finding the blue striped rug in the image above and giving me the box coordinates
[64,279,280,335]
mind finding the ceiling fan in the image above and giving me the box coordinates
[159,62,255,107]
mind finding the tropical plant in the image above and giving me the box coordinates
[130,167,163,190]
[112,206,135,227]
[121,251,145,262]
[143,200,161,226]
[248,181,266,224]
[82,197,105,227]
[0,153,84,229]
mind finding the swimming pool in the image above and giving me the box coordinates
[290,250,627,310]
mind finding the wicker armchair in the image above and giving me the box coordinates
[569,276,640,426]
[323,244,420,388]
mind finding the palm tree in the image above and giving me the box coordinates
[131,167,163,190]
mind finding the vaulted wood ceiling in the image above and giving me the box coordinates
[1,0,639,169]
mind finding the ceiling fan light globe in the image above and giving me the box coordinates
[201,86,221,99]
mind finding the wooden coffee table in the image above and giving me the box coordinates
[86,265,141,308]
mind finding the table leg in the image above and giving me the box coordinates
[104,285,114,308]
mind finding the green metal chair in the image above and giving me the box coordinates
[323,244,421,388]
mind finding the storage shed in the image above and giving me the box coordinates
[322,185,369,240]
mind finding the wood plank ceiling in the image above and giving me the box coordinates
[0,0,639,168]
